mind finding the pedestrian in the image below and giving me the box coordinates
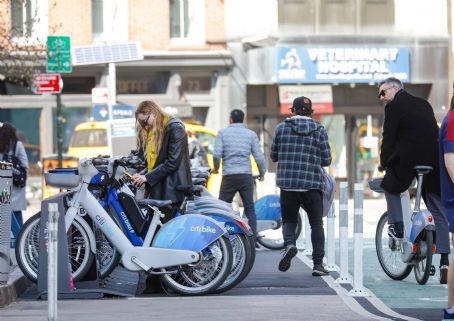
[213,109,266,241]
[378,77,450,283]
[0,122,28,230]
[439,84,454,319]
[131,100,192,217]
[270,96,331,275]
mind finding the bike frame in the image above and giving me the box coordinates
[58,159,227,272]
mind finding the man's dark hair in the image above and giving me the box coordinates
[230,109,244,123]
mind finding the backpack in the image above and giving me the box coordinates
[3,141,27,188]
[321,167,335,217]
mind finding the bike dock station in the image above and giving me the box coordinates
[33,194,140,300]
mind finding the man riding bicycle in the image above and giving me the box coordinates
[378,77,450,283]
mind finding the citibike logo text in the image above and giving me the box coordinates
[190,225,217,233]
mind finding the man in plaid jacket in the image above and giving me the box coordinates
[270,96,331,275]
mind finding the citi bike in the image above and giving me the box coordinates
[16,157,233,295]
[369,166,436,285]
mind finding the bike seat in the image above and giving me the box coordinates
[138,199,172,207]
[368,178,384,193]
[413,166,433,175]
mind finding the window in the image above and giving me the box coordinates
[116,72,170,94]
[92,0,104,37]
[170,0,205,45]
[11,0,34,38]
[69,129,107,148]
[319,0,356,33]
[360,0,394,32]
[278,0,315,34]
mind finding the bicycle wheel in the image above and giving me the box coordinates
[211,234,253,294]
[257,214,302,250]
[375,212,412,280]
[16,212,94,283]
[414,230,434,285]
[94,224,121,279]
[160,235,233,295]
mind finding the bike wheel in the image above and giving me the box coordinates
[257,214,302,250]
[16,213,94,283]
[160,235,233,295]
[375,212,412,280]
[414,230,434,285]
[94,224,121,279]
[211,234,253,294]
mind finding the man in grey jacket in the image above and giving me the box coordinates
[213,109,266,239]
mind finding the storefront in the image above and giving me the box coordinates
[242,41,448,194]
[0,50,233,169]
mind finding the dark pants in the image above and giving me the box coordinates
[280,189,325,265]
[219,174,256,236]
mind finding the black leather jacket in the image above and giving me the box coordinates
[144,118,192,203]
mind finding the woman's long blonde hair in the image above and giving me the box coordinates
[135,100,169,158]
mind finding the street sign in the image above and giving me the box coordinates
[47,36,72,73]
[32,73,63,94]
[91,88,109,104]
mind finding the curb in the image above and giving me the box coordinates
[0,273,32,308]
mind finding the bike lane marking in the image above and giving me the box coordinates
[296,252,422,321]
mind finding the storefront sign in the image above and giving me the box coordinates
[276,46,410,83]
[93,104,135,121]
[278,85,333,115]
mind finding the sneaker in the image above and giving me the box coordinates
[440,265,449,284]
[387,223,403,239]
[444,308,454,319]
[312,264,330,276]
[278,244,298,272]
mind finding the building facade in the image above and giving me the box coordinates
[0,0,233,172]
[225,0,450,192]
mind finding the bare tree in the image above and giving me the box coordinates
[0,0,60,86]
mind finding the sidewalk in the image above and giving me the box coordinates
[1,250,416,321]
[0,253,32,308]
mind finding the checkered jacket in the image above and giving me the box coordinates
[270,116,331,190]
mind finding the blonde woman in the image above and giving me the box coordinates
[131,100,192,208]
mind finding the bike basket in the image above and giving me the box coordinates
[368,177,384,193]
[45,168,80,189]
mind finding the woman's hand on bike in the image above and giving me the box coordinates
[131,174,147,187]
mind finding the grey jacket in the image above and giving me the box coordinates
[0,141,28,211]
[213,123,266,176]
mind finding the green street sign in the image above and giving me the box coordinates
[47,36,72,73]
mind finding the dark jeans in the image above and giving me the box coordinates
[219,174,256,236]
[280,189,325,265]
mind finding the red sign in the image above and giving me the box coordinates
[33,73,62,94]
[278,85,333,115]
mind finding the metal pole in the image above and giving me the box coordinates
[48,203,59,321]
[348,183,368,297]
[335,182,351,284]
[56,93,63,168]
[302,210,313,255]
[326,202,338,271]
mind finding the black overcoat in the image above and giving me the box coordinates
[380,90,440,195]
[144,118,192,203]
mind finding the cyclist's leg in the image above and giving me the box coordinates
[384,190,404,238]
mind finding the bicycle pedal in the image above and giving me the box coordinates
[429,265,436,276]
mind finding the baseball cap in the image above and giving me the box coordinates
[290,96,312,112]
